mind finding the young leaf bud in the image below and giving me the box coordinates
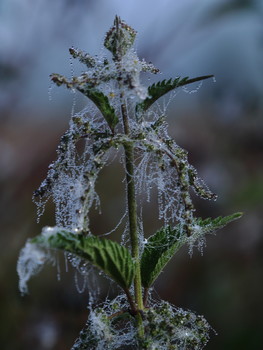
[104,16,136,60]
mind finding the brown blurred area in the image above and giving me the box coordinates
[1,1,263,349]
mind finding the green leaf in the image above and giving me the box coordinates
[137,75,214,112]
[141,226,183,289]
[195,212,243,233]
[77,87,118,132]
[50,74,118,132]
[141,212,243,288]
[32,229,135,290]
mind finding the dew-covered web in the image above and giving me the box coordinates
[71,294,136,350]
[131,110,184,230]
[98,209,128,241]
[26,99,118,295]
[71,291,212,350]
[17,241,55,295]
[33,104,110,232]
[127,92,217,253]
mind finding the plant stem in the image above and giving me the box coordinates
[120,96,144,312]
[124,288,137,314]
[143,288,149,307]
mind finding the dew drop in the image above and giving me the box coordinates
[74,270,87,293]
[71,89,77,117]
[56,253,61,281]
[48,84,53,101]
[69,56,74,78]
[64,252,69,273]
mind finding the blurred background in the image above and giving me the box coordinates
[1,0,263,349]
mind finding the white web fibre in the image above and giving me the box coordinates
[17,241,54,295]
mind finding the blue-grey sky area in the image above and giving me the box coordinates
[0,0,262,119]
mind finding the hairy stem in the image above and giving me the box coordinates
[143,287,149,307]
[124,287,137,314]
[120,96,144,311]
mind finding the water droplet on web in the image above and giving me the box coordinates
[71,89,76,117]
[74,270,87,293]
[64,252,69,272]
[69,56,74,78]
[48,84,53,101]
[182,80,203,94]
[56,253,61,281]
[17,242,52,295]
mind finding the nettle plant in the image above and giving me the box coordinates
[17,16,242,349]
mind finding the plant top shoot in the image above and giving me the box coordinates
[17,16,242,350]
